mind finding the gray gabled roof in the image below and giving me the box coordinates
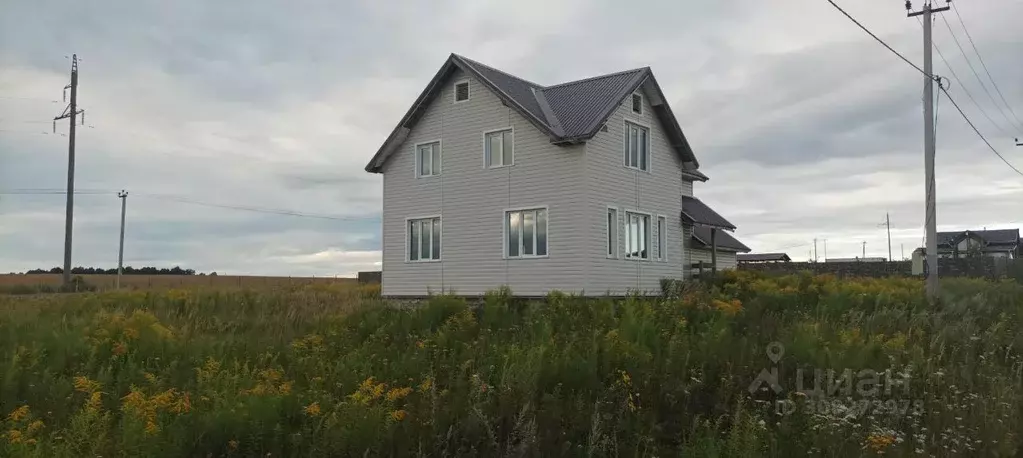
[691,226,751,253]
[365,54,700,173]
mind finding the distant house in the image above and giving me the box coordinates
[937,229,1020,259]
[364,54,747,296]
[737,253,791,264]
[825,257,887,263]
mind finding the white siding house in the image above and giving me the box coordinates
[365,54,747,296]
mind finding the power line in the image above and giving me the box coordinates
[824,0,930,78]
[939,13,1022,136]
[950,2,1023,133]
[0,188,371,220]
[939,85,1023,177]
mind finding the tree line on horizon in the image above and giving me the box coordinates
[19,266,207,276]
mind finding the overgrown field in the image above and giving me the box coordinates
[0,273,1021,457]
[0,274,355,293]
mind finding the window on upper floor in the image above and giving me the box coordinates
[632,93,642,114]
[408,217,441,262]
[454,80,470,103]
[624,121,649,172]
[506,208,547,258]
[485,128,514,168]
[415,141,441,177]
[625,211,650,260]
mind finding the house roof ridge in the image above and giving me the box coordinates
[543,67,649,90]
[451,54,546,88]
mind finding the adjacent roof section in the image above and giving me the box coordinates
[937,229,1020,246]
[680,196,736,230]
[365,54,700,173]
[691,226,751,253]
[738,253,792,263]
[543,68,647,138]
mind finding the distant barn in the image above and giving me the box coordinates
[737,253,791,264]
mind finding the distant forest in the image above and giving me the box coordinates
[21,266,206,275]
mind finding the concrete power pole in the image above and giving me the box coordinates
[862,241,867,259]
[117,190,128,289]
[908,1,948,300]
[53,54,85,287]
[886,212,893,262]
[814,238,818,262]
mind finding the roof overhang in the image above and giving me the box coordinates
[691,226,750,253]
[681,196,735,231]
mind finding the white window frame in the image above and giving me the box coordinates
[606,206,619,259]
[405,215,442,263]
[503,206,549,259]
[624,210,652,261]
[453,79,470,104]
[656,215,667,261]
[632,93,643,115]
[623,118,651,173]
[483,127,514,169]
[414,140,442,178]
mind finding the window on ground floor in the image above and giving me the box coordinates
[625,211,650,260]
[506,208,547,258]
[408,217,441,261]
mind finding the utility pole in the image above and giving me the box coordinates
[117,190,128,289]
[886,213,893,262]
[901,243,905,261]
[814,238,818,262]
[908,1,948,300]
[862,241,867,259]
[823,239,828,261]
[53,54,85,287]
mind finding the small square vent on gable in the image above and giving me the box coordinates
[454,81,470,102]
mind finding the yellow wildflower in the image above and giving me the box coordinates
[390,409,407,421]
[112,341,128,356]
[122,327,140,340]
[171,392,192,414]
[385,387,412,402]
[25,420,44,435]
[228,440,239,450]
[7,405,29,422]
[419,377,433,392]
[303,402,321,417]
[86,392,103,412]
[143,372,158,385]
[864,433,897,454]
[7,429,22,444]
[73,376,101,394]
[144,420,159,435]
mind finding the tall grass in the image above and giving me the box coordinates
[0,274,1020,456]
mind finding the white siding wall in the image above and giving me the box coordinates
[583,88,687,294]
[381,69,587,296]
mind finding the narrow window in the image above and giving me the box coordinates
[632,93,642,114]
[408,217,441,261]
[416,142,441,177]
[454,81,470,102]
[624,121,650,172]
[485,129,513,167]
[506,208,547,258]
[625,212,651,260]
[657,216,666,260]
[607,208,618,257]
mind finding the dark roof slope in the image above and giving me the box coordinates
[691,226,750,252]
[543,69,647,138]
[366,54,700,173]
[680,196,735,230]
[454,55,549,127]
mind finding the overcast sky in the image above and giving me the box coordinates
[2,0,1021,276]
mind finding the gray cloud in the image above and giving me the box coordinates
[2,0,1021,274]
